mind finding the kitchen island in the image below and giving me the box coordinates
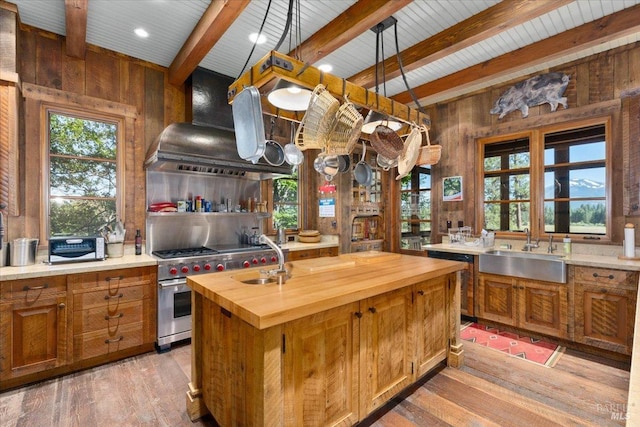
[185,253,466,426]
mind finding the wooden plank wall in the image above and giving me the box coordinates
[425,41,640,244]
[7,23,185,243]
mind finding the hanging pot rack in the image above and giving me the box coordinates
[227,50,430,131]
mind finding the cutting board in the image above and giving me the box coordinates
[293,257,356,272]
[340,251,402,264]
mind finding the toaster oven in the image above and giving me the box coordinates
[48,237,106,264]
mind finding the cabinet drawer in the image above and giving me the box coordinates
[73,321,144,361]
[73,300,144,334]
[318,247,338,257]
[69,267,152,290]
[73,285,147,311]
[289,249,318,260]
[574,267,637,288]
[1,275,67,300]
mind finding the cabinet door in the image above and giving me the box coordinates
[477,273,517,326]
[0,295,69,381]
[283,303,359,426]
[575,283,636,354]
[518,280,569,338]
[414,276,448,377]
[359,287,413,417]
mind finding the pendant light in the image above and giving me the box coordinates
[267,0,312,111]
[362,18,402,134]
[268,80,312,111]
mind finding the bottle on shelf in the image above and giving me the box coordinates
[135,229,142,255]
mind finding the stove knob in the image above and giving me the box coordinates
[270,256,277,263]
[204,263,212,271]
[242,260,250,268]
[260,257,267,264]
[193,265,201,272]
[216,264,225,271]
[251,258,258,265]
[169,267,178,275]
[181,265,189,274]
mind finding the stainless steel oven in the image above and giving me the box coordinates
[152,245,286,352]
[157,278,192,349]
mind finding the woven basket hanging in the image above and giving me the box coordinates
[416,125,441,166]
[294,84,339,151]
[325,96,363,156]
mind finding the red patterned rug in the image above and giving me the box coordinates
[461,323,565,367]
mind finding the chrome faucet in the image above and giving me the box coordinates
[522,228,539,251]
[259,234,289,284]
[547,234,557,253]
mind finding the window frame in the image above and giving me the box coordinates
[476,116,612,242]
[266,169,304,234]
[42,104,125,239]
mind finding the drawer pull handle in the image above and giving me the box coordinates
[601,288,608,293]
[417,290,425,296]
[368,307,376,314]
[105,336,124,344]
[104,293,124,300]
[354,311,362,318]
[22,284,49,291]
[106,276,124,282]
[104,313,124,320]
[58,303,66,309]
[592,273,615,279]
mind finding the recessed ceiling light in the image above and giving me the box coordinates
[249,33,267,44]
[134,28,149,38]
[318,63,333,73]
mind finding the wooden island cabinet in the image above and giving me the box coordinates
[186,254,464,426]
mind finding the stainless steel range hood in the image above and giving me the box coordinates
[144,122,292,180]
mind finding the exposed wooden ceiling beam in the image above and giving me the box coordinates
[169,0,250,86]
[64,0,88,58]
[393,3,640,105]
[290,0,412,63]
[347,0,572,88]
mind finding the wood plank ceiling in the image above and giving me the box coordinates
[15,0,640,107]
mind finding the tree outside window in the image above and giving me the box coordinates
[48,111,118,237]
[272,170,299,230]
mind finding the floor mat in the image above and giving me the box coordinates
[461,322,565,367]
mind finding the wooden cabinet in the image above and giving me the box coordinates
[359,287,414,416]
[196,272,456,426]
[573,266,638,355]
[0,276,69,382]
[478,273,569,339]
[414,276,449,377]
[70,267,156,362]
[0,266,157,391]
[283,302,360,426]
[287,246,338,261]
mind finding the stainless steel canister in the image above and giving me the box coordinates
[10,238,38,266]
[277,227,286,245]
[0,242,8,267]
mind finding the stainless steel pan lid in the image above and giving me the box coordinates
[264,140,285,166]
[232,86,265,164]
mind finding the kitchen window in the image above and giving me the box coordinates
[271,170,299,230]
[47,109,121,237]
[400,166,431,249]
[479,118,609,239]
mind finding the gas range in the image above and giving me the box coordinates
[153,244,285,281]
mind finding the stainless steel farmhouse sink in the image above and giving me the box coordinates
[479,250,567,283]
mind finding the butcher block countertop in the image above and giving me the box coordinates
[187,253,465,330]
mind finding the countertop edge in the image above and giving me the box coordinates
[424,244,640,271]
[0,254,158,280]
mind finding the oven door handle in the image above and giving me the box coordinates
[159,279,188,288]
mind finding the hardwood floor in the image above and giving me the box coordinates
[0,340,630,426]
